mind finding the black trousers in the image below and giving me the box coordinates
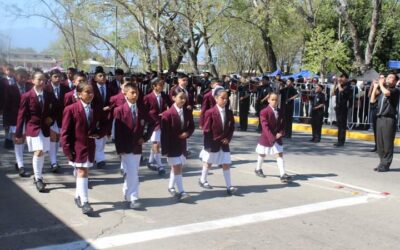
[370,108,378,149]
[284,107,294,138]
[311,110,324,141]
[335,107,348,144]
[239,106,249,131]
[376,116,396,169]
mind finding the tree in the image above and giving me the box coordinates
[303,27,350,82]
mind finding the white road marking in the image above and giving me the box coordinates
[28,193,384,250]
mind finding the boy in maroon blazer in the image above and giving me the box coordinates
[44,69,70,172]
[255,93,292,183]
[200,88,237,195]
[143,77,171,175]
[64,72,87,107]
[61,82,106,214]
[65,67,77,90]
[161,88,195,201]
[4,68,32,177]
[169,73,195,112]
[114,83,151,209]
[15,72,56,192]
[91,68,113,168]
[109,68,124,97]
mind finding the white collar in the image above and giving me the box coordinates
[126,100,137,109]
[33,87,43,96]
[217,105,225,112]
[80,100,90,109]
[51,83,60,89]
[97,83,105,89]
[174,103,183,113]
[154,91,161,97]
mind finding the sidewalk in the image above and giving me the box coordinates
[192,110,400,146]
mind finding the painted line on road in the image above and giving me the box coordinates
[28,193,384,250]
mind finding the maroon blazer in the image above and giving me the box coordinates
[114,102,151,154]
[61,101,106,163]
[258,105,284,147]
[44,83,69,128]
[161,106,195,157]
[143,91,170,131]
[203,105,235,152]
[3,82,32,126]
[169,85,195,110]
[63,89,78,107]
[15,88,56,138]
[199,90,216,128]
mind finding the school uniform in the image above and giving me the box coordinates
[161,104,195,165]
[169,85,195,111]
[61,100,106,210]
[256,105,284,155]
[91,81,113,164]
[144,91,170,142]
[64,89,78,107]
[310,92,325,142]
[64,79,75,90]
[114,101,151,204]
[200,105,235,165]
[199,90,215,128]
[4,82,32,170]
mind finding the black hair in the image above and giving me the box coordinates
[340,72,349,79]
[213,87,227,97]
[76,82,92,93]
[15,68,28,77]
[67,67,77,73]
[177,73,189,79]
[49,69,61,77]
[388,71,400,81]
[95,66,105,74]
[123,82,138,91]
[151,77,164,86]
[74,72,87,80]
[115,68,124,75]
[288,77,295,83]
[172,86,187,97]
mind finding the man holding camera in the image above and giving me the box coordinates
[332,73,352,147]
[370,73,400,172]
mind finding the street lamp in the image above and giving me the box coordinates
[104,2,118,72]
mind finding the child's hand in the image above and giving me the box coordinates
[44,117,53,126]
[179,132,188,139]
[276,133,283,139]
[221,138,229,144]
[103,106,111,111]
[13,135,24,144]
[89,134,100,139]
[138,138,145,145]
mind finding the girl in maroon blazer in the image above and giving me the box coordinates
[15,72,56,192]
[5,68,32,177]
[64,72,87,107]
[114,83,150,209]
[61,82,106,215]
[200,88,237,195]
[144,78,170,175]
[199,79,223,129]
[161,88,195,201]
[255,93,291,183]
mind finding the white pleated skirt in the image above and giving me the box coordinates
[255,143,283,155]
[167,154,186,166]
[150,129,161,142]
[200,148,231,165]
[69,160,93,168]
[26,130,50,152]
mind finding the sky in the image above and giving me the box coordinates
[0,0,59,52]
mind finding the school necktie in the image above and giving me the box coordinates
[85,105,92,126]
[38,94,44,111]
[156,94,161,110]
[131,104,137,126]
[178,109,184,129]
[100,85,106,103]
[54,86,60,99]
[220,109,225,131]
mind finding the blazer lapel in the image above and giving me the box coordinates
[123,103,135,130]
[77,101,89,130]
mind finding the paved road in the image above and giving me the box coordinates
[1,124,400,250]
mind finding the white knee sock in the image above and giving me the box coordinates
[75,179,79,198]
[223,169,232,188]
[277,157,285,177]
[169,170,175,189]
[33,155,44,180]
[77,177,89,203]
[256,155,264,171]
[15,144,25,168]
[155,153,163,167]
[49,142,58,165]
[175,174,184,193]
[200,164,209,183]
[148,151,154,164]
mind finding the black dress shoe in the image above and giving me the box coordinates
[81,202,93,214]
[255,169,266,178]
[177,192,191,201]
[227,186,238,196]
[50,164,60,173]
[15,163,19,171]
[96,161,106,168]
[74,197,82,208]
[198,179,213,189]
[34,178,46,192]
[313,140,320,143]
[19,167,30,178]
[309,139,315,142]
[158,167,166,175]
[280,174,292,183]
[147,163,158,171]
[333,143,344,147]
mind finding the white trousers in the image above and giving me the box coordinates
[121,154,141,202]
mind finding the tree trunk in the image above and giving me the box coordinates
[365,0,382,70]
[260,30,277,72]
[203,33,218,77]
[139,28,152,72]
[156,36,163,73]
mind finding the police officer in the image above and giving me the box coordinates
[238,80,250,131]
[310,84,325,142]
[332,73,352,147]
[370,73,400,172]
[255,76,273,132]
[280,77,299,139]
